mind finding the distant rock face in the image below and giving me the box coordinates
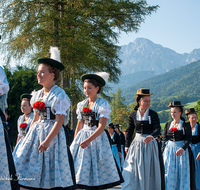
[119,38,200,75]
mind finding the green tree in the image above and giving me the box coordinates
[195,100,200,123]
[110,87,125,119]
[1,0,158,129]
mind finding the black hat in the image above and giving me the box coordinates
[185,108,197,115]
[37,58,65,71]
[115,124,120,129]
[168,101,184,107]
[20,93,32,101]
[81,74,106,86]
[108,123,115,129]
[136,88,153,96]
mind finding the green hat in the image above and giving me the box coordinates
[168,101,184,107]
[81,74,106,86]
[37,58,65,71]
[20,93,32,101]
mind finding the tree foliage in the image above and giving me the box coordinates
[195,100,200,124]
[110,87,136,130]
[0,0,158,129]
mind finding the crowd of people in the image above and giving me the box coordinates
[0,46,199,190]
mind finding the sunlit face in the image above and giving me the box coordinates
[37,64,54,86]
[108,127,114,134]
[21,100,32,114]
[188,113,197,126]
[84,81,99,98]
[171,107,182,121]
[139,96,151,110]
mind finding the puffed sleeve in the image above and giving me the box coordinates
[98,101,111,119]
[0,67,9,95]
[76,102,83,121]
[53,93,70,116]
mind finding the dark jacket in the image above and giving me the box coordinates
[111,132,121,153]
[161,121,192,151]
[125,109,161,148]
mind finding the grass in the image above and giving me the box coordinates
[160,123,165,131]
[184,101,197,109]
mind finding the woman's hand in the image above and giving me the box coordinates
[80,139,91,149]
[38,140,50,153]
[144,136,154,143]
[196,152,200,160]
[119,152,122,158]
[38,115,64,153]
[176,148,184,157]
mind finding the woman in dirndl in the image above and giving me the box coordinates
[16,94,34,144]
[114,124,125,169]
[108,122,121,170]
[70,72,124,190]
[13,47,76,190]
[122,88,164,190]
[0,66,19,190]
[185,108,200,190]
[162,101,192,190]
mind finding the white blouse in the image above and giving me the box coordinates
[76,97,111,122]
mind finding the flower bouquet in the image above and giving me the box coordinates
[81,106,96,126]
[33,100,46,119]
[20,123,28,136]
[170,127,178,132]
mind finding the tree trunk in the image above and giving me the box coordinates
[71,96,76,131]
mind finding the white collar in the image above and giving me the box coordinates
[169,120,184,130]
[136,109,149,121]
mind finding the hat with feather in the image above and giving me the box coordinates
[81,72,109,86]
[37,47,64,71]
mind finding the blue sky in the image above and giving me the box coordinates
[117,0,200,54]
[1,0,200,67]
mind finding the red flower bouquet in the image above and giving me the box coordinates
[32,100,45,110]
[170,128,178,132]
[20,123,28,128]
[20,123,28,136]
[82,107,92,113]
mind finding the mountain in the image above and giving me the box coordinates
[122,60,200,104]
[109,70,155,91]
[119,38,200,76]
